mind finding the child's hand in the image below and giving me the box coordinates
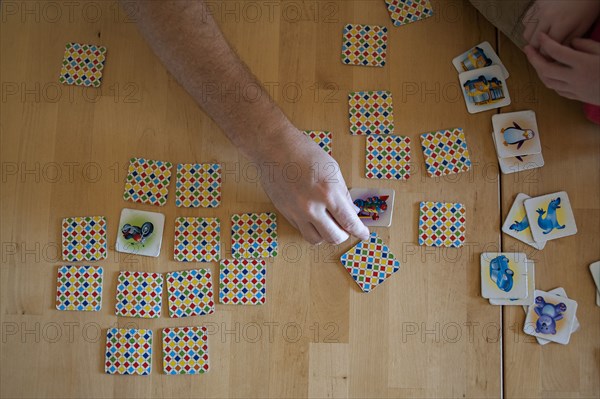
[523,0,600,48]
[256,129,370,245]
[524,33,600,105]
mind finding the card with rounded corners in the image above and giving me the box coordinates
[459,65,511,114]
[523,289,578,345]
[492,132,544,174]
[481,252,528,299]
[349,188,395,227]
[524,191,577,243]
[116,208,165,258]
[493,110,541,158]
[523,287,580,345]
[490,261,535,305]
[452,41,509,79]
[501,193,546,250]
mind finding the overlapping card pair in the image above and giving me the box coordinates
[523,288,579,345]
[502,193,546,250]
[492,111,544,174]
[481,253,531,303]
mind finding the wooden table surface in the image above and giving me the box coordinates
[1,1,598,398]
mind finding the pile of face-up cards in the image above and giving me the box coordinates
[523,288,579,345]
[481,253,534,305]
[502,191,577,250]
[452,41,511,114]
[492,110,544,174]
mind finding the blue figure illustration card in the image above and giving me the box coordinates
[480,252,528,299]
[489,261,535,306]
[492,110,541,158]
[459,65,511,114]
[523,289,578,345]
[501,193,546,250]
[452,41,509,79]
[524,191,577,243]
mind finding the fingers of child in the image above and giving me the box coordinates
[571,38,600,55]
[539,33,579,65]
[525,45,570,83]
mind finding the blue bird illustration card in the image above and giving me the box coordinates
[502,193,546,250]
[523,289,578,345]
[480,252,528,300]
[492,110,541,158]
[524,191,577,243]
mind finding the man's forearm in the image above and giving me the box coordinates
[129,0,295,160]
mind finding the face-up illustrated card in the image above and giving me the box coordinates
[59,42,107,87]
[123,157,173,206]
[523,287,580,345]
[166,269,215,318]
[418,201,466,248]
[452,41,509,79]
[175,163,221,208]
[489,261,535,306]
[459,65,511,113]
[524,191,577,243]
[590,261,600,307]
[61,216,107,262]
[231,213,278,259]
[163,326,209,375]
[480,253,528,299]
[105,328,152,375]
[115,271,163,318]
[501,193,546,250]
[174,217,220,262]
[341,24,388,67]
[116,208,165,258]
[523,290,578,345]
[339,232,401,293]
[492,133,544,174]
[304,131,332,155]
[349,91,394,135]
[365,135,410,180]
[385,0,433,26]
[420,128,471,177]
[349,188,395,227]
[56,265,103,311]
[219,259,266,305]
[492,111,541,158]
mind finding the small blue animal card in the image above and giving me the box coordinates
[459,65,511,114]
[452,41,509,79]
[492,132,545,174]
[480,252,528,299]
[523,289,578,345]
[523,287,580,345]
[489,261,535,306]
[349,188,395,227]
[502,193,546,250]
[115,208,165,258]
[524,191,577,243]
[492,110,541,159]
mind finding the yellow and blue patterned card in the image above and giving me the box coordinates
[342,24,388,67]
[174,217,220,262]
[385,0,433,26]
[166,269,215,318]
[61,216,107,262]
[115,271,163,318]
[219,259,266,305]
[123,157,173,206]
[163,326,209,375]
[105,328,152,375]
[418,201,466,248]
[175,163,221,208]
[365,135,411,180]
[420,128,471,177]
[231,213,278,259]
[59,42,107,87]
[56,265,103,311]
[349,91,394,135]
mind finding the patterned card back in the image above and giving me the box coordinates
[166,269,215,318]
[56,265,103,311]
[105,328,152,375]
[342,24,388,67]
[231,213,278,259]
[420,128,471,177]
[115,271,163,318]
[163,326,210,375]
[61,216,107,262]
[123,157,173,206]
[174,217,220,262]
[175,163,222,208]
[219,259,266,305]
[418,201,466,247]
[59,42,107,87]
[349,91,394,135]
[366,135,411,180]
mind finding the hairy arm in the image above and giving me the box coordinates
[127,0,370,244]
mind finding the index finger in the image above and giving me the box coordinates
[328,192,370,240]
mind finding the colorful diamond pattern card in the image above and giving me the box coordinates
[115,271,163,318]
[166,269,215,318]
[385,0,433,26]
[105,328,152,375]
[56,265,103,311]
[420,128,472,177]
[163,326,210,375]
[349,91,394,135]
[304,131,332,155]
[116,208,165,258]
[174,217,220,262]
[365,134,411,180]
[61,216,107,262]
[123,157,173,206]
[219,259,266,305]
[418,201,466,248]
[339,232,401,293]
[175,163,222,208]
[341,24,388,67]
[59,42,107,87]
[231,213,278,259]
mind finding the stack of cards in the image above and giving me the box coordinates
[523,288,579,345]
[481,253,532,304]
[502,193,546,250]
[452,42,511,113]
[524,191,577,245]
[590,261,600,307]
[492,111,544,174]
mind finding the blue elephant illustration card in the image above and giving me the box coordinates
[489,261,535,306]
[492,110,541,158]
[480,252,528,299]
[523,290,578,345]
[501,193,546,250]
[524,191,577,243]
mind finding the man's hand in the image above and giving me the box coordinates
[256,129,369,245]
[522,0,600,49]
[524,33,600,105]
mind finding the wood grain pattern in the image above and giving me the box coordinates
[0,1,596,398]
